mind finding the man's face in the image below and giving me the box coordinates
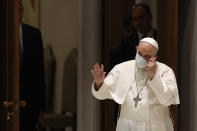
[132,6,152,34]
[136,42,156,61]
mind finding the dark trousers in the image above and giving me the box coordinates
[20,107,39,131]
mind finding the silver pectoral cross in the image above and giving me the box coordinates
[133,94,141,107]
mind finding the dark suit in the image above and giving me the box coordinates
[20,23,45,131]
[109,29,157,123]
[109,30,157,70]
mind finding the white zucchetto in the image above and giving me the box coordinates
[140,37,159,50]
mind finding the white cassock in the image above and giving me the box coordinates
[91,60,180,131]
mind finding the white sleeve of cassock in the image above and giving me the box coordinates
[91,81,113,100]
[91,65,120,100]
[149,68,180,106]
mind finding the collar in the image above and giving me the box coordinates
[138,29,154,40]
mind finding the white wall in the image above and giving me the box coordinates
[23,0,40,28]
[40,0,78,113]
[40,0,102,131]
[179,0,197,130]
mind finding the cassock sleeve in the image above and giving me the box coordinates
[91,81,113,100]
[91,65,120,101]
[148,68,180,106]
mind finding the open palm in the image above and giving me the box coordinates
[91,63,106,85]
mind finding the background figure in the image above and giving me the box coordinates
[122,14,134,38]
[19,1,45,131]
[109,3,157,70]
[109,3,157,124]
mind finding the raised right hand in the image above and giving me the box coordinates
[90,63,106,87]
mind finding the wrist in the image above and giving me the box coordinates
[94,81,103,91]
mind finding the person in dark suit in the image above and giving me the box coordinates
[109,3,157,124]
[19,1,45,131]
[109,3,157,69]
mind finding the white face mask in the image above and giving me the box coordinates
[135,52,147,68]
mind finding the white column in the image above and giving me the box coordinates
[179,0,197,130]
[77,0,102,131]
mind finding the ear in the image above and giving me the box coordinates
[136,46,138,50]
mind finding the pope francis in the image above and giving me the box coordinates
[90,37,180,131]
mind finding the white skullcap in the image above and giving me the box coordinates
[139,37,159,50]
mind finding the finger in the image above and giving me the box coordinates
[94,64,97,72]
[91,70,95,76]
[148,58,155,64]
[102,72,106,79]
[148,58,154,63]
[95,63,100,72]
[96,63,101,72]
[149,59,156,65]
[146,63,151,68]
[91,70,96,79]
[147,60,152,65]
[103,72,106,78]
[146,61,152,68]
[152,57,156,62]
[101,64,104,72]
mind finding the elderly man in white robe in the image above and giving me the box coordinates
[90,37,180,131]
